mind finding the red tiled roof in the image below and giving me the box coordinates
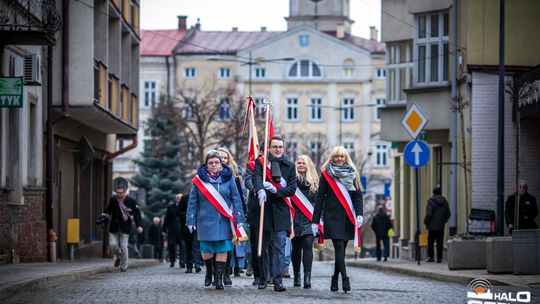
[345,34,386,54]
[140,29,187,56]
[175,30,281,54]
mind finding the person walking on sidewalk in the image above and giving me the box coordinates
[104,183,143,272]
[312,146,363,293]
[505,180,538,233]
[163,194,184,268]
[148,217,164,262]
[371,205,392,262]
[187,150,246,290]
[423,187,450,263]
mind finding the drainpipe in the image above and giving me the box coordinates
[449,0,458,235]
[105,135,138,163]
[53,0,70,124]
[46,45,53,233]
[165,56,171,100]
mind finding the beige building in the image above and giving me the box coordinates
[380,0,540,259]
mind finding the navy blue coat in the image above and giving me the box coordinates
[186,164,245,242]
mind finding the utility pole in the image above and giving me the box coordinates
[496,0,505,236]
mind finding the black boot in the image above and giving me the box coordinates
[233,267,240,277]
[293,272,301,287]
[303,272,311,289]
[204,259,213,287]
[223,253,232,286]
[330,275,338,292]
[342,276,351,293]
[214,261,226,290]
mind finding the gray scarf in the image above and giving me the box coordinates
[326,162,357,191]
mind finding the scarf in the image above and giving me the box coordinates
[117,196,131,221]
[326,162,357,191]
[268,154,288,182]
[206,169,221,180]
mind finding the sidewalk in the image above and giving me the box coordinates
[347,257,540,288]
[0,259,159,300]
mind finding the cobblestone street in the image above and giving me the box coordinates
[4,261,468,304]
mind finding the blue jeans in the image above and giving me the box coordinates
[282,237,291,273]
[261,230,287,285]
[375,236,390,260]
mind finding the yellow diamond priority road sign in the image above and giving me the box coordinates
[401,103,428,139]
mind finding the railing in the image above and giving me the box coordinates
[0,0,61,36]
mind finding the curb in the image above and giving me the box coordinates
[0,260,159,301]
[347,261,511,287]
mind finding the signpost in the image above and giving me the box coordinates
[0,77,23,108]
[401,103,429,265]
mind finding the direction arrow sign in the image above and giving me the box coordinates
[404,140,430,168]
[401,103,428,139]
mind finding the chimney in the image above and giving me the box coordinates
[370,26,378,41]
[260,26,267,32]
[232,27,238,32]
[177,16,187,30]
[195,18,201,30]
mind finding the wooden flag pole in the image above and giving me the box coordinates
[258,98,272,257]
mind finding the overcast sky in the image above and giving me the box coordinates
[141,0,381,40]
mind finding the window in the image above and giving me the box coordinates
[184,67,195,79]
[288,138,298,161]
[253,97,265,121]
[375,143,389,167]
[376,68,386,79]
[288,60,322,78]
[286,98,299,121]
[387,43,413,103]
[309,98,322,121]
[415,12,449,85]
[218,97,231,120]
[255,68,266,79]
[343,59,354,78]
[219,68,231,79]
[375,98,386,121]
[309,140,322,163]
[344,142,355,160]
[143,81,156,107]
[342,98,355,122]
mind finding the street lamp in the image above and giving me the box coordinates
[207,52,294,95]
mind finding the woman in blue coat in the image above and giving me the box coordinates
[187,150,245,290]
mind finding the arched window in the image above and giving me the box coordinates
[288,60,322,78]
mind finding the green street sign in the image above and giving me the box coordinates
[0,77,23,108]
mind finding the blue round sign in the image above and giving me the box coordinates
[404,140,430,168]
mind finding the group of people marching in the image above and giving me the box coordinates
[187,136,363,293]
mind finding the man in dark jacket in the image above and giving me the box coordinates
[163,194,184,268]
[371,205,392,262]
[505,180,538,233]
[148,217,164,261]
[253,136,297,292]
[179,193,198,273]
[105,184,143,272]
[423,187,451,263]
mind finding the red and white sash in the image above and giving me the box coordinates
[260,157,295,237]
[192,175,248,243]
[321,170,362,252]
[290,188,325,250]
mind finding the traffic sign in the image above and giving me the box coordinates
[404,140,430,168]
[401,103,428,139]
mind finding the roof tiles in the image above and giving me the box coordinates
[140,29,186,56]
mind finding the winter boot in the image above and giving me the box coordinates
[342,276,351,293]
[293,272,301,287]
[330,274,339,292]
[204,259,213,287]
[303,272,311,289]
[223,254,233,286]
[214,261,226,290]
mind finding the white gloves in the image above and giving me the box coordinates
[257,190,267,206]
[311,224,319,236]
[188,225,196,233]
[356,215,364,227]
[263,181,277,193]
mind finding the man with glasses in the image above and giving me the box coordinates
[253,136,297,292]
[505,181,538,233]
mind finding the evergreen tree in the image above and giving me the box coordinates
[131,96,186,218]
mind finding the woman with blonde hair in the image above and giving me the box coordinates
[291,154,319,289]
[312,146,363,293]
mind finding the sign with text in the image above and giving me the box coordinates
[401,103,428,139]
[0,77,23,108]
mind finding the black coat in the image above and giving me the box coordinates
[105,195,142,234]
[293,179,317,237]
[312,175,363,240]
[424,195,451,231]
[163,203,182,238]
[253,156,297,232]
[505,192,538,229]
[178,194,193,241]
[244,163,260,226]
[148,223,163,247]
[371,211,392,239]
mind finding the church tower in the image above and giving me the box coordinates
[286,0,354,37]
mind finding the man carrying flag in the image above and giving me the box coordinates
[253,136,296,292]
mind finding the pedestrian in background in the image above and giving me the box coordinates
[424,187,450,263]
[291,154,319,288]
[148,217,164,262]
[371,205,392,262]
[104,183,143,272]
[163,194,184,268]
[187,150,246,290]
[178,193,199,273]
[505,180,538,233]
[313,146,363,293]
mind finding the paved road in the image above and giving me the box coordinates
[4,261,469,303]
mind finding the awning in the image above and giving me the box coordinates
[61,104,137,135]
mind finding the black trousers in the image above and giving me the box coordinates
[332,239,348,277]
[291,234,314,273]
[183,233,194,269]
[375,236,390,260]
[168,233,182,263]
[427,229,444,260]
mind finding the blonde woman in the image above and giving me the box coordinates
[291,155,319,289]
[312,146,363,293]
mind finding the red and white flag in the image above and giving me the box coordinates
[245,97,259,163]
[290,188,325,250]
